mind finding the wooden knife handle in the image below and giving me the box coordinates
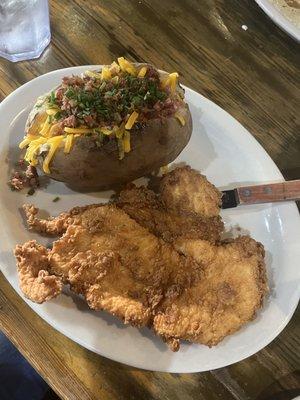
[237,180,300,205]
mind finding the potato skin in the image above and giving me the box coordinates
[44,103,192,190]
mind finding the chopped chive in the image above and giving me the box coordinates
[50,91,56,103]
[54,111,62,120]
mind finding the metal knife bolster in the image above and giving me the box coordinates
[221,189,239,209]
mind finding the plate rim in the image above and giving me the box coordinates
[255,0,300,42]
[0,65,299,373]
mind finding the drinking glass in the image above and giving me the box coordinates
[0,0,51,62]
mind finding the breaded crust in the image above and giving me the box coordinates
[15,166,268,350]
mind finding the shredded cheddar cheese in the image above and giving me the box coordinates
[161,72,179,93]
[40,117,52,137]
[125,111,139,130]
[19,135,38,149]
[64,126,92,134]
[24,137,48,165]
[161,76,169,89]
[138,67,147,78]
[43,136,64,174]
[46,108,59,115]
[100,127,113,135]
[101,67,112,80]
[123,131,131,153]
[118,137,125,160]
[109,61,120,73]
[175,112,185,126]
[64,134,74,154]
[118,57,136,75]
[168,73,179,92]
[85,70,102,79]
[115,123,125,139]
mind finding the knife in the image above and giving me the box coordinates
[221,180,300,209]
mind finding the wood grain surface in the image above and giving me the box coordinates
[237,180,300,204]
[0,0,299,399]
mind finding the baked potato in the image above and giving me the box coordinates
[20,59,192,190]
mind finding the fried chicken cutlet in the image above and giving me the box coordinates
[117,166,224,244]
[154,236,266,346]
[15,166,268,350]
[117,167,268,346]
[15,203,202,349]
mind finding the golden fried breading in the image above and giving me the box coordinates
[23,203,96,235]
[154,236,267,346]
[15,240,62,303]
[160,166,222,217]
[15,166,268,351]
[15,204,201,335]
[118,184,223,244]
[117,167,267,348]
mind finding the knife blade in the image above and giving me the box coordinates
[221,180,300,209]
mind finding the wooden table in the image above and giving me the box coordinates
[0,1,299,399]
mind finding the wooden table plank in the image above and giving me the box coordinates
[0,0,299,399]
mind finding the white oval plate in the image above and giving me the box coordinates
[255,0,300,42]
[0,66,299,373]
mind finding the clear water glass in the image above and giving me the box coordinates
[0,0,51,62]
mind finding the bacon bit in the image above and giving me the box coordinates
[146,66,160,81]
[63,115,77,128]
[9,165,40,191]
[25,165,40,187]
[18,159,26,169]
[62,76,85,87]
[10,172,26,190]
[55,88,64,101]
[83,115,97,127]
[84,81,94,92]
